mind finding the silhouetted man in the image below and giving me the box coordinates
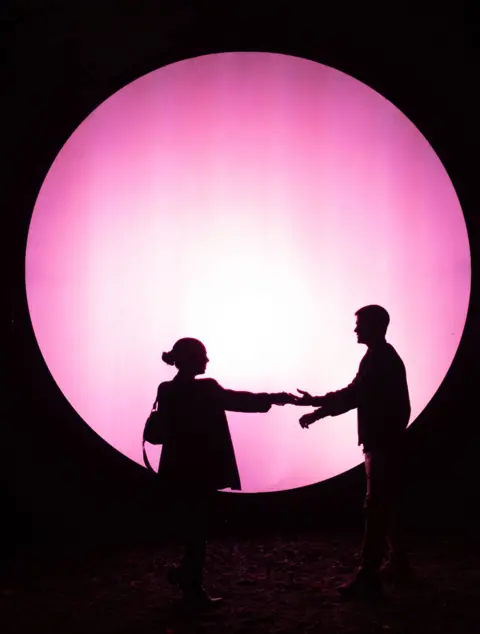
[297,305,411,600]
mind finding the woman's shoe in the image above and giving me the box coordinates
[380,556,413,583]
[166,564,184,586]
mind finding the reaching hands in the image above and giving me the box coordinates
[269,392,302,406]
[269,389,329,429]
[295,389,327,406]
[270,389,323,406]
[269,388,330,429]
[295,389,314,405]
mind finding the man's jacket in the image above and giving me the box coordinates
[320,342,410,451]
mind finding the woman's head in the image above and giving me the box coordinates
[162,337,209,375]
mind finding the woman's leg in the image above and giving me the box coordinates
[178,489,214,591]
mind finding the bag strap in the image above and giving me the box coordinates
[142,438,157,473]
[143,399,158,473]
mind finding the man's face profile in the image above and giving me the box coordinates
[355,317,366,344]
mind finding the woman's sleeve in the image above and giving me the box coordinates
[213,380,272,413]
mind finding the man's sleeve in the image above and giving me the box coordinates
[321,369,362,416]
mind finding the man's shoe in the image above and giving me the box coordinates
[338,568,384,602]
[183,586,223,608]
[167,565,223,607]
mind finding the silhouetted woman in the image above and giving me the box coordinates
[143,337,295,605]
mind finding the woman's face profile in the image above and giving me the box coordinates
[195,348,209,375]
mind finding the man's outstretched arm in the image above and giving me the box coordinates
[297,372,361,414]
[296,370,364,429]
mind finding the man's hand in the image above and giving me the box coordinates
[270,392,301,406]
[295,389,326,406]
[297,389,313,401]
[294,389,314,407]
[299,409,327,428]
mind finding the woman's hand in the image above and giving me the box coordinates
[269,392,300,406]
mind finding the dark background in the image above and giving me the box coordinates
[3,2,479,551]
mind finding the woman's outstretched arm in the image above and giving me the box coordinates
[214,381,297,412]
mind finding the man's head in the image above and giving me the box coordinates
[354,305,390,346]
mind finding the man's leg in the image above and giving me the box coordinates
[383,520,411,580]
[360,450,390,572]
[382,448,412,580]
[339,451,388,600]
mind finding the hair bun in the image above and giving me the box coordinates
[162,351,175,366]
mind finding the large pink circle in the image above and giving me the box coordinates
[26,53,470,492]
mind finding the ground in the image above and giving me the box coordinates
[1,529,478,634]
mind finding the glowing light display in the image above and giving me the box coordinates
[26,53,470,492]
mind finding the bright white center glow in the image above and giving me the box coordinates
[26,53,471,492]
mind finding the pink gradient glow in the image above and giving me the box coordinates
[26,53,470,492]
